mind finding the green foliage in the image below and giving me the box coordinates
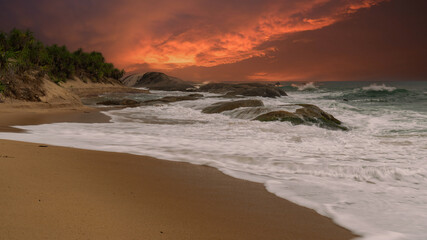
[0,49,15,71]
[0,82,5,93]
[0,32,7,51]
[46,44,76,81]
[0,28,124,82]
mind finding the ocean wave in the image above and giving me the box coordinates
[281,82,319,92]
[345,89,410,101]
[362,83,397,92]
[1,84,426,240]
[291,82,318,91]
[320,84,416,103]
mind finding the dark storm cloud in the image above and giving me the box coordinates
[2,0,424,81]
[170,0,427,82]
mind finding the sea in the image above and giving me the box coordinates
[1,81,426,240]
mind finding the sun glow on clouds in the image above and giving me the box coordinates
[124,0,386,70]
[3,0,425,82]
[0,0,391,79]
[248,72,309,82]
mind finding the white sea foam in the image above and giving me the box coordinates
[362,83,396,92]
[291,81,318,91]
[1,89,426,240]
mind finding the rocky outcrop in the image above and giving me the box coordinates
[96,99,139,106]
[255,111,304,125]
[199,82,287,98]
[120,74,143,87]
[226,87,286,98]
[255,104,348,130]
[142,94,203,105]
[122,72,195,91]
[294,104,343,127]
[202,100,264,114]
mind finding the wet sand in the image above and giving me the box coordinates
[0,106,357,240]
[0,103,111,132]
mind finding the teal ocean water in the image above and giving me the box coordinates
[1,81,426,240]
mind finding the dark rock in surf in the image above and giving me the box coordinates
[97,99,139,106]
[202,99,264,114]
[254,104,348,131]
[254,111,304,125]
[295,104,347,130]
[187,93,204,98]
[199,82,287,98]
[295,104,341,121]
[142,94,203,105]
[224,87,286,98]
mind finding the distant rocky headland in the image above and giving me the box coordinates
[121,72,287,98]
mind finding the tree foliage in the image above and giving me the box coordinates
[0,28,125,82]
[0,82,5,93]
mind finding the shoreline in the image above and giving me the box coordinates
[0,105,357,239]
[0,102,111,132]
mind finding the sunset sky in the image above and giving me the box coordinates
[1,0,426,82]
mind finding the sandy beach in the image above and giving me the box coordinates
[0,107,357,240]
[2,2,426,237]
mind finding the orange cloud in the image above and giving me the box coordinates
[0,0,388,75]
[122,0,387,70]
[167,0,427,83]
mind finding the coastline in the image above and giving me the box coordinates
[0,103,111,132]
[0,106,357,239]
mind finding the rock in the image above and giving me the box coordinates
[97,100,120,105]
[254,104,348,131]
[295,104,341,123]
[199,82,287,98]
[202,100,264,114]
[120,99,140,106]
[198,83,234,93]
[142,94,203,105]
[295,104,347,130]
[97,99,139,106]
[225,87,286,98]
[187,93,204,98]
[254,111,304,125]
[121,74,142,87]
[122,72,195,91]
[228,107,270,119]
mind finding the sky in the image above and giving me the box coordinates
[0,0,426,82]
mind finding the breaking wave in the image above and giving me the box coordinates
[292,82,318,91]
[1,81,427,240]
[362,83,397,92]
